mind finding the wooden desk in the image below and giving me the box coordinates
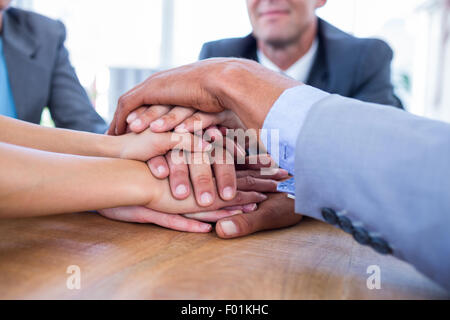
[0,213,447,299]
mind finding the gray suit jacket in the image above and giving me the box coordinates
[294,94,450,290]
[200,19,403,109]
[1,8,107,133]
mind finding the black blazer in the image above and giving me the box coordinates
[200,19,403,108]
[1,8,107,132]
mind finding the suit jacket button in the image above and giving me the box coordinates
[321,208,339,225]
[338,216,354,233]
[352,227,371,245]
[370,237,393,255]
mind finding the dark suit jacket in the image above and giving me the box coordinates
[1,8,107,133]
[200,19,403,108]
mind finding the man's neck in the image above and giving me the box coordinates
[257,18,318,71]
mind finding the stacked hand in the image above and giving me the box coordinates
[104,58,303,238]
[103,102,302,238]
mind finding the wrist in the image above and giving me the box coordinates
[118,160,157,206]
[210,59,249,115]
[212,59,299,130]
[95,134,125,158]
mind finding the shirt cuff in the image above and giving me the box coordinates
[262,85,329,174]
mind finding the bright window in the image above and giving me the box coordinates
[13,0,449,122]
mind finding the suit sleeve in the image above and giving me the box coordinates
[47,21,107,133]
[293,92,450,290]
[351,39,403,109]
[199,43,212,60]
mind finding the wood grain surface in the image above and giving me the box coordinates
[0,213,447,299]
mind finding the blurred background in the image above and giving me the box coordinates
[13,0,450,124]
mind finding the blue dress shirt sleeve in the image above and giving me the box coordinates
[262,85,329,174]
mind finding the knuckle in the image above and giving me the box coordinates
[245,176,256,186]
[194,174,213,186]
[135,212,151,224]
[132,106,146,117]
[117,95,127,107]
[250,191,263,200]
[172,168,189,178]
[218,172,235,184]
[165,218,177,230]
[164,112,178,123]
[142,109,158,121]
[236,170,250,178]
[191,114,203,124]
[233,192,244,203]
[234,215,252,233]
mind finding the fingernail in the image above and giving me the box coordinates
[201,224,212,232]
[157,165,166,176]
[127,112,137,123]
[229,210,243,216]
[243,203,257,213]
[175,184,188,196]
[220,220,238,236]
[279,169,289,176]
[200,192,213,205]
[175,124,187,133]
[150,119,165,129]
[222,187,235,200]
[131,119,142,129]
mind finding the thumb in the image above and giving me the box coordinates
[215,196,302,239]
[107,116,117,136]
[216,212,265,239]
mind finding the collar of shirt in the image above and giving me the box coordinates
[257,38,319,83]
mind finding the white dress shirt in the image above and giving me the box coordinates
[257,38,319,82]
[263,85,329,175]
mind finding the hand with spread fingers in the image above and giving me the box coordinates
[98,204,255,234]
[108,58,300,136]
[98,165,288,233]
[126,105,246,134]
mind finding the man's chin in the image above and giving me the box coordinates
[260,34,297,48]
[257,26,299,47]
